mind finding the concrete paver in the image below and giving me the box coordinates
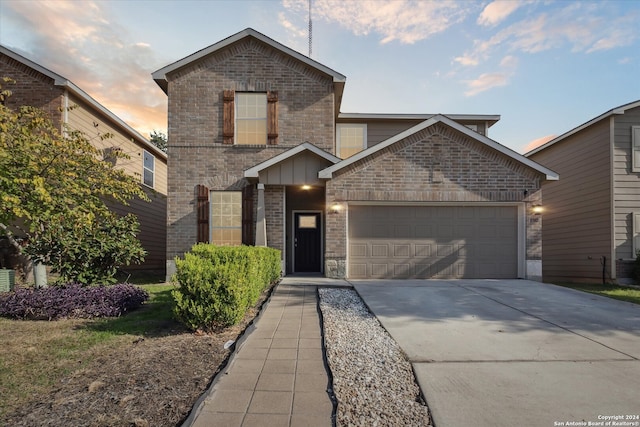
[187,281,335,427]
[353,279,640,427]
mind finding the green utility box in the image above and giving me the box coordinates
[0,269,15,292]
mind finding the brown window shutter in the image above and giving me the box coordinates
[267,91,278,145]
[242,185,255,245]
[223,90,235,145]
[196,184,209,243]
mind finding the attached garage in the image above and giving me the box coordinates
[348,204,521,279]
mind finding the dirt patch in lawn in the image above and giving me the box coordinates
[1,287,273,427]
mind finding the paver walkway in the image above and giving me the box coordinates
[188,282,334,427]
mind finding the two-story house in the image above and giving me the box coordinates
[527,100,640,284]
[153,28,558,281]
[0,45,168,276]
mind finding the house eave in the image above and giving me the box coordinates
[320,114,558,181]
[338,112,501,128]
[525,99,640,157]
[244,142,341,178]
[152,28,346,94]
[0,44,166,160]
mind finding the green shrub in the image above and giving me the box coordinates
[172,244,281,331]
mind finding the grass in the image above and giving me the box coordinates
[553,282,640,305]
[0,282,179,419]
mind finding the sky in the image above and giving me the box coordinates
[0,0,638,154]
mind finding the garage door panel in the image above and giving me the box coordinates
[350,243,367,258]
[371,264,388,277]
[372,244,388,257]
[348,205,518,279]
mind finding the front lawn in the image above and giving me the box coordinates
[0,283,177,420]
[552,282,640,305]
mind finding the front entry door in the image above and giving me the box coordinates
[294,212,322,272]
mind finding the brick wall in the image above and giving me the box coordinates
[165,38,335,262]
[325,123,544,277]
[0,53,64,128]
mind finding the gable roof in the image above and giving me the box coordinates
[152,28,346,94]
[244,142,340,178]
[319,114,559,181]
[0,45,166,160]
[525,99,640,156]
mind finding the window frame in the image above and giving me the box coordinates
[336,123,367,159]
[209,190,243,246]
[235,92,268,146]
[632,126,640,172]
[142,149,155,188]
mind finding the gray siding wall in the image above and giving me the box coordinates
[613,106,640,260]
[337,118,488,149]
[108,187,167,272]
[529,119,612,282]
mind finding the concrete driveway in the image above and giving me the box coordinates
[352,280,640,427]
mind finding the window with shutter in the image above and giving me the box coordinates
[222,90,278,145]
[210,191,242,245]
[633,126,640,172]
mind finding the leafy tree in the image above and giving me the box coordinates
[149,130,167,153]
[0,79,148,284]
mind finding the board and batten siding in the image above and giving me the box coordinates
[66,94,168,195]
[528,118,612,282]
[613,106,640,260]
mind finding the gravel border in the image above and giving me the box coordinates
[318,288,432,427]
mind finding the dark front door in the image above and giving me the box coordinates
[294,212,322,272]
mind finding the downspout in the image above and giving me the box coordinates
[609,115,616,283]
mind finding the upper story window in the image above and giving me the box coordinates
[632,126,640,172]
[143,149,155,188]
[223,90,278,145]
[236,93,267,145]
[337,124,367,159]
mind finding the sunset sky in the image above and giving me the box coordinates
[0,0,638,153]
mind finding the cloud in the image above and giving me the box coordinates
[523,134,556,153]
[2,0,168,136]
[477,1,523,27]
[282,0,473,44]
[463,55,517,96]
[457,3,639,67]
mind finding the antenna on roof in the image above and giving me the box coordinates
[308,0,312,57]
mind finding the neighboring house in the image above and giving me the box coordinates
[0,45,168,275]
[153,28,558,280]
[526,100,640,284]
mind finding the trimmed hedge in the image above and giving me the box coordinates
[172,244,281,331]
[0,283,149,320]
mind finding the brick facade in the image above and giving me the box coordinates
[160,29,551,280]
[0,52,64,128]
[325,123,543,278]
[165,38,336,265]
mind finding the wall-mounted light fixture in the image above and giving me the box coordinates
[531,204,543,215]
[329,202,343,214]
[301,184,312,190]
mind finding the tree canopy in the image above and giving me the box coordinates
[149,130,167,153]
[0,79,148,284]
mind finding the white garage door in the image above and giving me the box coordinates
[348,205,519,279]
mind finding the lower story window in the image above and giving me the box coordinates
[210,191,242,245]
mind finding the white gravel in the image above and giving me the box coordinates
[318,288,432,427]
